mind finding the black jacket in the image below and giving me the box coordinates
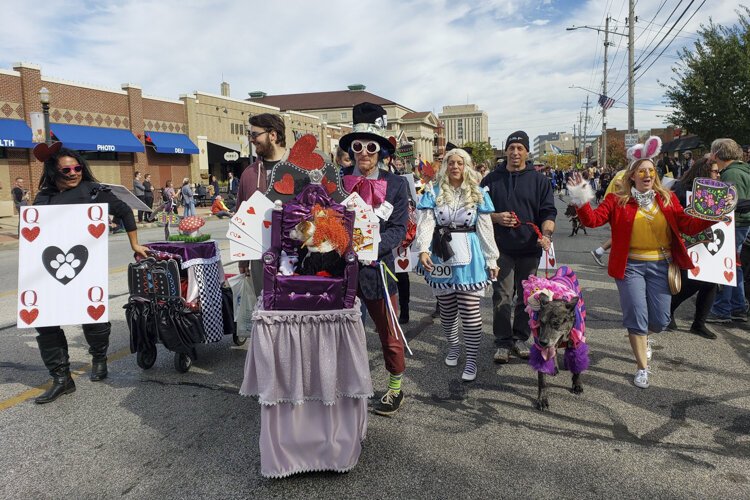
[34,181,137,232]
[480,161,557,257]
[341,167,408,300]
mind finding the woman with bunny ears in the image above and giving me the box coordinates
[567,136,712,389]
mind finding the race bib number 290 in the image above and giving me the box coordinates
[431,264,452,278]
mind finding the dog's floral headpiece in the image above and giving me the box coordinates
[626,135,662,170]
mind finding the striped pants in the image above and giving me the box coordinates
[436,292,483,376]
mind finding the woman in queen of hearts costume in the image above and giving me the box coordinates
[416,148,500,381]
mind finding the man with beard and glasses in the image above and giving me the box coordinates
[236,113,289,295]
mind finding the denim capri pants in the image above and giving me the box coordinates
[615,259,671,335]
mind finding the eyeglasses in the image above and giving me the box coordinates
[59,165,83,175]
[351,140,380,155]
[248,130,269,140]
[710,169,720,174]
[635,167,656,178]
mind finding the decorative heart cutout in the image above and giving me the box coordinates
[32,141,62,162]
[321,177,337,194]
[88,223,106,239]
[707,228,725,256]
[42,245,89,285]
[87,304,105,321]
[287,134,324,171]
[247,207,256,215]
[549,258,556,266]
[263,220,271,229]
[397,258,409,270]
[724,270,734,283]
[724,216,732,226]
[20,308,39,325]
[274,174,295,195]
[690,266,701,277]
[22,226,40,242]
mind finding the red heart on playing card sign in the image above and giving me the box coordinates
[263,220,271,228]
[20,308,39,325]
[22,227,40,242]
[690,266,700,277]
[397,259,409,270]
[274,174,294,195]
[287,134,324,171]
[247,207,256,215]
[724,271,734,283]
[87,305,105,321]
[725,217,732,226]
[549,258,556,266]
[88,223,106,238]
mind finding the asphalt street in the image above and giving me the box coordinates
[1,198,749,499]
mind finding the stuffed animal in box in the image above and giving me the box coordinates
[288,204,350,277]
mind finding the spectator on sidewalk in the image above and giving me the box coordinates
[181,178,195,217]
[143,173,154,222]
[211,195,233,219]
[133,171,147,223]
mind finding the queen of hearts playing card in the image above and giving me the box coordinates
[17,204,110,328]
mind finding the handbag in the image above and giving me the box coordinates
[668,260,681,295]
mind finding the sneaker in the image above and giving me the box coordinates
[493,347,510,364]
[445,345,460,367]
[705,313,731,324]
[461,368,477,382]
[633,368,650,389]
[512,340,531,359]
[373,389,404,416]
[646,338,654,361]
[590,250,605,267]
[689,323,718,340]
[730,310,748,322]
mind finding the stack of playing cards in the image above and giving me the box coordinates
[227,191,275,261]
[342,192,380,261]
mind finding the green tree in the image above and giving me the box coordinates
[539,153,576,170]
[664,6,750,144]
[462,141,495,166]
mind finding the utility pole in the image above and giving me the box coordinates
[628,0,635,133]
[578,113,583,166]
[602,16,611,170]
[573,123,578,166]
[582,95,590,165]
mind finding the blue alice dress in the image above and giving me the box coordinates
[414,185,500,295]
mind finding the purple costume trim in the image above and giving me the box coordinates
[529,346,558,375]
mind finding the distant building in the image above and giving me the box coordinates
[248,85,441,161]
[533,132,575,158]
[438,104,489,146]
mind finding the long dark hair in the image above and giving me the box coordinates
[38,147,98,190]
[679,156,713,188]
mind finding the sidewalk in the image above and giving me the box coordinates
[0,206,215,248]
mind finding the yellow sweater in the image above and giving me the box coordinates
[629,204,672,261]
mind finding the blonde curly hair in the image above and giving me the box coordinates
[435,149,483,207]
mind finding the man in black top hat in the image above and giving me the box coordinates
[481,130,557,364]
[340,102,409,416]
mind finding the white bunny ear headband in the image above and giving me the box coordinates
[626,135,662,169]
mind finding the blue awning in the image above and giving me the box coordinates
[145,131,199,154]
[0,119,34,148]
[49,123,144,152]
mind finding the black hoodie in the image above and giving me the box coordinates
[480,161,557,257]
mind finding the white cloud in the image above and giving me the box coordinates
[0,0,737,148]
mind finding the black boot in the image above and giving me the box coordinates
[84,323,110,381]
[398,303,409,325]
[35,332,76,404]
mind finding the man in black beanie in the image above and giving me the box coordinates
[480,130,557,363]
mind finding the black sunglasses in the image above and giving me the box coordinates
[248,130,270,140]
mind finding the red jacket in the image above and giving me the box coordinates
[577,192,714,279]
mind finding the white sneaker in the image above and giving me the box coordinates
[634,368,650,388]
[444,356,458,367]
[590,250,605,267]
[646,338,654,361]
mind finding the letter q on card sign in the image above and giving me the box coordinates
[17,204,109,328]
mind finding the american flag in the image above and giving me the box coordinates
[598,94,615,110]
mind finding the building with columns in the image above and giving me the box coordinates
[438,104,489,146]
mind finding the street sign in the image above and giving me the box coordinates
[224,151,239,161]
[624,133,639,147]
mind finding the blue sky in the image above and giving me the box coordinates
[0,0,741,147]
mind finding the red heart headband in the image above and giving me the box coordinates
[627,136,662,168]
[33,141,63,162]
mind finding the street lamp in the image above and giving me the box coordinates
[38,87,51,145]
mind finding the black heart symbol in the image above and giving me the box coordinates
[707,228,725,256]
[42,245,89,285]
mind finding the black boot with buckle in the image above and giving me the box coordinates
[84,323,111,382]
[35,331,76,404]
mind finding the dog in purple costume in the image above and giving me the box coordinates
[522,266,588,411]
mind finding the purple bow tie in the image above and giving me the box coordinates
[343,175,387,207]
